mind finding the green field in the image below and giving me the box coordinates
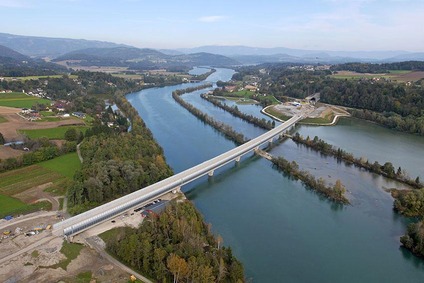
[0,115,7,123]
[0,165,65,196]
[3,75,78,81]
[0,92,51,108]
[330,70,412,81]
[39,152,81,179]
[222,90,279,105]
[20,126,88,140]
[49,242,84,270]
[0,153,81,217]
[0,195,51,218]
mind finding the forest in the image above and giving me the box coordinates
[104,200,245,282]
[66,93,173,215]
[330,61,424,73]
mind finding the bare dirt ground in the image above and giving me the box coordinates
[13,182,60,211]
[0,106,85,142]
[0,191,181,282]
[0,146,23,159]
[396,71,424,81]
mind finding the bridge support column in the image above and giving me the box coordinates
[268,138,273,144]
[235,156,241,163]
[172,186,181,194]
[208,170,214,177]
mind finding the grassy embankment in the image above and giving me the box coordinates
[221,90,280,105]
[264,106,335,125]
[20,126,89,140]
[0,92,51,108]
[0,152,81,217]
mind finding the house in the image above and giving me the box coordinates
[21,108,31,114]
[72,112,86,119]
[224,85,237,92]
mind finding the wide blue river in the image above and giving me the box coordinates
[127,68,424,282]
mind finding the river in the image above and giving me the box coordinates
[126,68,424,282]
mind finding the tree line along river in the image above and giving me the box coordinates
[126,68,424,282]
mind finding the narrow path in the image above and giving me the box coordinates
[85,236,153,283]
[76,142,83,163]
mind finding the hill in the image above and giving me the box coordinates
[0,32,127,58]
[0,45,29,62]
[53,47,239,69]
[0,44,67,76]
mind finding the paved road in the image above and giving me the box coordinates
[0,211,57,231]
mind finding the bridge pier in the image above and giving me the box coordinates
[235,156,241,163]
[208,170,214,177]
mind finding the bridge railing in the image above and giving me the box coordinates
[53,114,302,236]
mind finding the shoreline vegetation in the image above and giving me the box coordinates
[174,85,350,205]
[287,132,424,257]
[291,133,422,190]
[271,155,350,204]
[70,89,246,281]
[201,93,275,130]
[172,85,248,145]
[102,200,245,283]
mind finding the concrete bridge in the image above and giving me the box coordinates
[53,114,303,237]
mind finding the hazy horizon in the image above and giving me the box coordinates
[1,0,424,52]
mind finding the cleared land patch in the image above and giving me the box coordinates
[330,70,424,82]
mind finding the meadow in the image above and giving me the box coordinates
[0,92,51,108]
[0,153,81,217]
[20,126,88,139]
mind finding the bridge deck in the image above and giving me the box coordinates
[53,114,302,236]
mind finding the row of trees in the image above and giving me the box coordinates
[173,83,213,96]
[291,133,422,189]
[350,109,424,135]
[201,94,275,130]
[105,200,245,282]
[330,61,424,74]
[271,156,349,204]
[0,138,76,172]
[172,89,247,145]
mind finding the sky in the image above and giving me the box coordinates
[1,0,424,51]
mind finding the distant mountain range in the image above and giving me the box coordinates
[0,33,423,68]
[0,32,126,58]
[177,45,424,64]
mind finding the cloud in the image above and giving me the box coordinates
[198,15,227,23]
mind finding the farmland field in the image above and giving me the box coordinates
[0,165,65,196]
[0,92,51,108]
[3,74,78,81]
[0,153,81,216]
[20,125,88,139]
[330,70,424,82]
[39,152,81,179]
